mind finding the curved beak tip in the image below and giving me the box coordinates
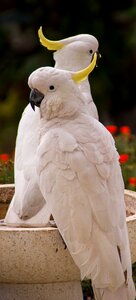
[30,101,35,111]
[95,51,101,67]
[29,89,44,111]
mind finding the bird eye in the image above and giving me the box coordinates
[49,85,55,91]
[89,50,93,54]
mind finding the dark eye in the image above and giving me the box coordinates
[89,50,93,54]
[49,85,55,90]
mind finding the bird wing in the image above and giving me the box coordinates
[37,120,128,289]
[5,105,50,225]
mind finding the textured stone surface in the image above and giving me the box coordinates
[127,217,136,264]
[0,225,83,299]
[0,203,9,219]
[0,184,14,203]
[0,184,14,219]
[125,189,136,214]
[0,226,80,283]
[125,189,136,264]
[0,281,83,300]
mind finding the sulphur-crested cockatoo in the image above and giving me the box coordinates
[38,27,100,119]
[27,56,135,300]
[5,31,99,226]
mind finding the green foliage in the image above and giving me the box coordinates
[0,159,14,184]
[106,125,136,191]
[115,133,136,191]
[82,279,95,299]
[132,263,136,288]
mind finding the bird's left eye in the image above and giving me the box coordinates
[89,50,93,54]
[49,85,55,91]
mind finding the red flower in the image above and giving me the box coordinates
[106,125,118,135]
[120,126,131,135]
[119,154,129,164]
[128,177,136,186]
[0,153,10,163]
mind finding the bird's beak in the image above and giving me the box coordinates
[29,89,44,111]
[93,50,101,67]
[72,52,97,83]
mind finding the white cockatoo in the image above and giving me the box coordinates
[5,30,99,226]
[26,57,135,300]
[38,27,100,119]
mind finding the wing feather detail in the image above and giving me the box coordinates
[37,121,130,289]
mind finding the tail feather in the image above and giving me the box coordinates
[93,280,136,300]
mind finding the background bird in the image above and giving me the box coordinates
[38,27,100,119]
[27,60,135,299]
[5,30,99,226]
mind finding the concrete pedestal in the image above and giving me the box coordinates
[125,189,136,263]
[0,226,83,300]
[0,281,83,300]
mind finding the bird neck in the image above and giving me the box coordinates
[54,59,92,100]
[39,113,76,138]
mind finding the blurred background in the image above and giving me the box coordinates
[0,0,136,154]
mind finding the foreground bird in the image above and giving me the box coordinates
[26,59,135,300]
[5,30,99,226]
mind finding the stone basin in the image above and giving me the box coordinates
[0,225,82,300]
[0,184,136,262]
[0,184,136,300]
[0,226,80,284]
[0,184,83,300]
[124,189,136,264]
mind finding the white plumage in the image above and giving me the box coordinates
[26,65,135,299]
[52,33,99,119]
[5,105,50,226]
[5,33,99,226]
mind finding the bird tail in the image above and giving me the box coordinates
[92,279,136,300]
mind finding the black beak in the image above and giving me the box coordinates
[29,89,44,111]
[92,51,101,67]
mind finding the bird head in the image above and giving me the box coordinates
[38,27,101,71]
[28,52,97,120]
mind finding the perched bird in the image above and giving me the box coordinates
[38,27,100,119]
[5,30,99,226]
[27,58,135,300]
